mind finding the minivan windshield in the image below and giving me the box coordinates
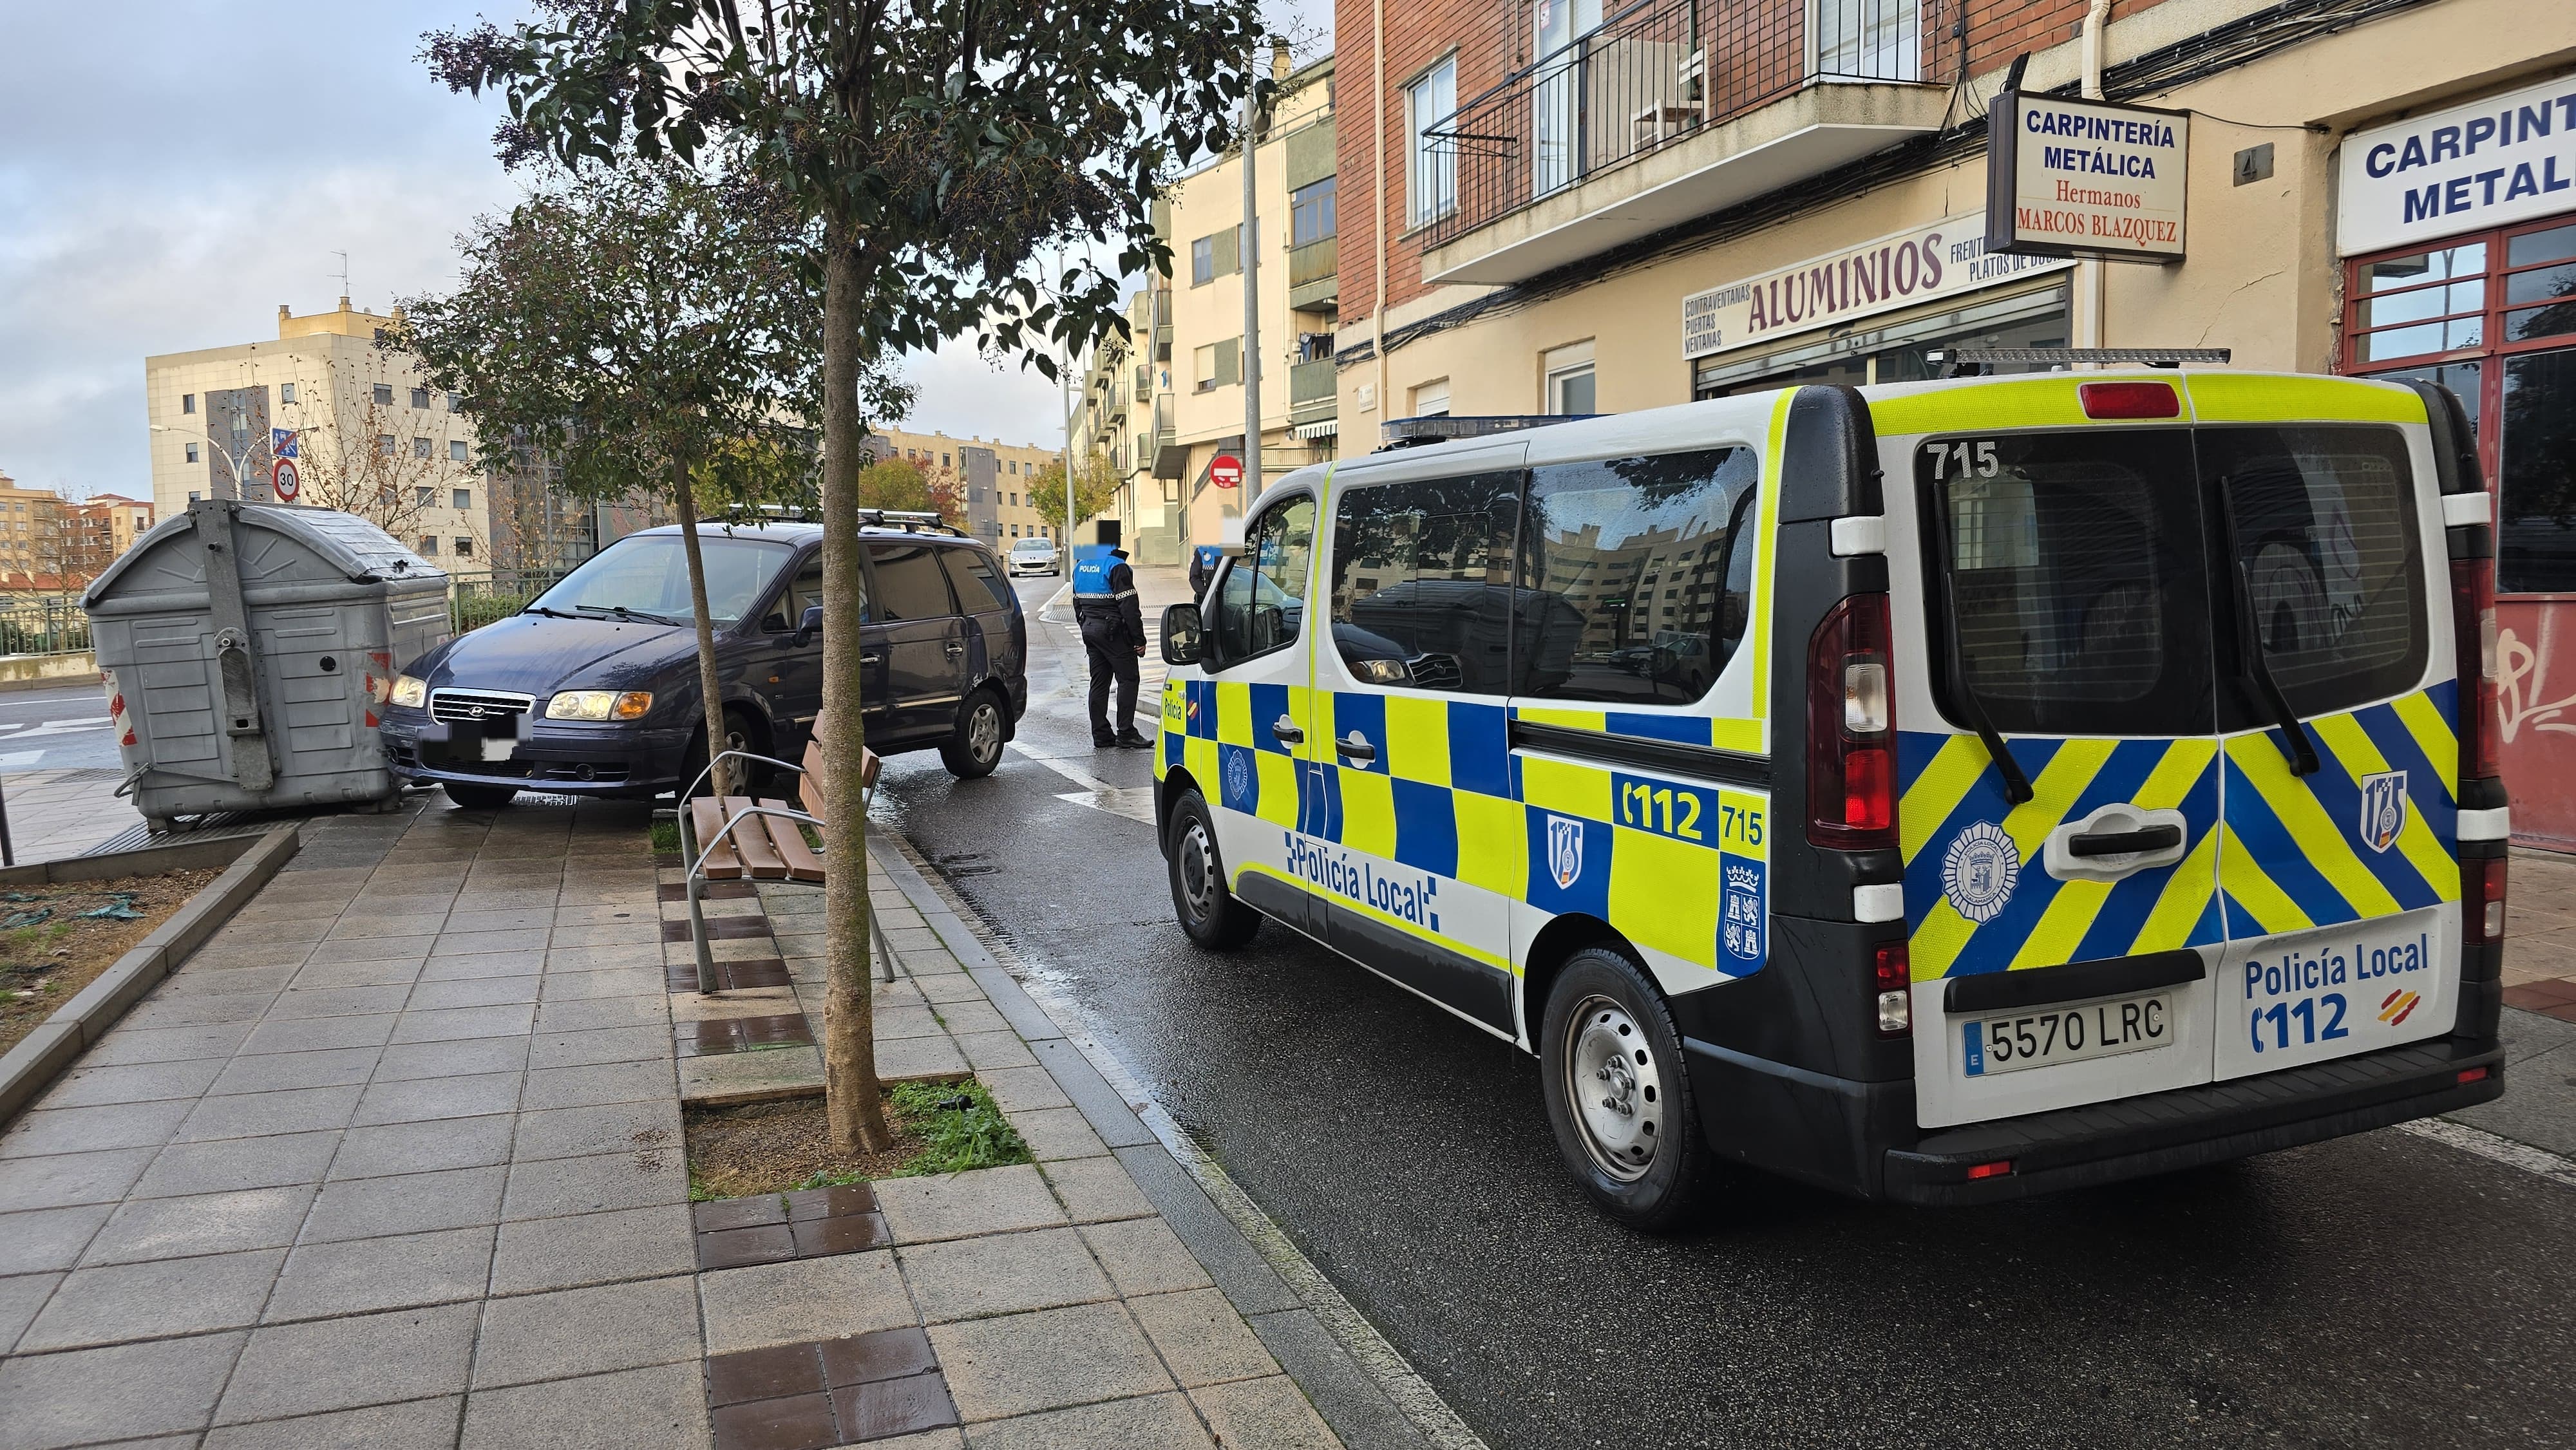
[528,535,794,626]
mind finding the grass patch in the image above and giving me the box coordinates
[649,817,681,853]
[684,1078,1031,1200]
[0,870,222,1058]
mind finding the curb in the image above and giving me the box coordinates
[864,830,1487,1450]
[0,820,301,1123]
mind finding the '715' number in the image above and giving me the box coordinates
[1927,439,2000,478]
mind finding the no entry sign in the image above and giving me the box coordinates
[1210,454,1242,490]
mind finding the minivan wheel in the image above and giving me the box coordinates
[1539,947,1709,1230]
[1166,789,1260,950]
[682,709,768,796]
[940,692,1006,779]
[443,783,517,811]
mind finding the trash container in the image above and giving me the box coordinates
[83,500,451,829]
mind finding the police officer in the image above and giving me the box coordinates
[1188,543,1221,602]
[1072,545,1152,749]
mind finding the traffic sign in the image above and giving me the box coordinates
[272,458,301,502]
[270,428,299,459]
[1211,454,1242,490]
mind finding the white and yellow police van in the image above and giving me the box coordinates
[1152,368,2508,1228]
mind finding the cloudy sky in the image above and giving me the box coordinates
[0,0,1332,500]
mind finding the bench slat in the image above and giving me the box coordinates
[688,796,744,880]
[762,798,828,882]
[799,739,829,829]
[720,796,791,880]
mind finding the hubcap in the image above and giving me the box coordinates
[967,702,1001,762]
[1175,819,1218,923]
[1562,995,1663,1183]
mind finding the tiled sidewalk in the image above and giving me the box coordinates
[2501,847,2576,1022]
[0,796,1351,1449]
[2,769,146,863]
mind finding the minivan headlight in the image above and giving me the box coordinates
[545,690,653,721]
[390,675,428,708]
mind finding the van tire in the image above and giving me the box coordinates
[444,783,517,811]
[1166,789,1260,950]
[1539,948,1709,1231]
[940,690,1007,779]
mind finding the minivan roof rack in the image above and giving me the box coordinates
[854,509,967,538]
[1927,346,2232,377]
[1378,413,1600,451]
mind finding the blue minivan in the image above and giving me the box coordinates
[379,519,1027,808]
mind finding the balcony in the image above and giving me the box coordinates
[1288,237,1339,311]
[1419,0,1948,286]
[1288,358,1338,427]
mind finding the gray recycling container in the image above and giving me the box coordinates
[83,500,451,828]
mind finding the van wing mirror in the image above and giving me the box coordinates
[795,604,823,645]
[1160,603,1204,666]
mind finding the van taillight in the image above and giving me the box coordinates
[1874,940,1911,1037]
[2462,854,2506,948]
[1808,593,1896,851]
[2078,381,2180,419]
[2451,552,2500,783]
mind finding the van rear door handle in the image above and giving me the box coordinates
[2067,824,2183,857]
[1270,717,1305,746]
[1334,733,1376,764]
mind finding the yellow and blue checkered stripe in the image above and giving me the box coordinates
[2217,681,2459,939]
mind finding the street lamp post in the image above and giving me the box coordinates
[153,422,291,504]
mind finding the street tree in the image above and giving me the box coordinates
[426,0,1264,1151]
[395,161,900,800]
[855,455,961,523]
[1027,451,1122,541]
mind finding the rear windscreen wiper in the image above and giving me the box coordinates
[1931,496,2035,805]
[2217,484,2321,777]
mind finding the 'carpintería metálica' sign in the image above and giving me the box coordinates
[1985,92,2191,261]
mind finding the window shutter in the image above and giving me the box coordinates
[1216,338,1241,388]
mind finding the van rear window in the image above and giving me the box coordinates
[1921,430,2214,737]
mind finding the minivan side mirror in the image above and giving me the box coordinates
[1161,603,1203,666]
[794,605,823,645]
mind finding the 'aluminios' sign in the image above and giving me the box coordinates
[2338,71,2576,257]
[1680,214,2074,361]
[1985,92,2190,260]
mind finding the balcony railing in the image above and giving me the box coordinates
[1288,358,1338,426]
[1423,0,1928,251]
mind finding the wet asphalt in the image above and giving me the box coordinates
[867,576,2576,1450]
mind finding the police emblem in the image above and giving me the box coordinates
[2360,769,2407,854]
[1942,820,2020,925]
[1546,814,1584,889]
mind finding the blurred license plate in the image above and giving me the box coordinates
[1961,993,2173,1077]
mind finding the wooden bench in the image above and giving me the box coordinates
[676,722,889,993]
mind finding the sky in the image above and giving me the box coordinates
[0,0,1332,502]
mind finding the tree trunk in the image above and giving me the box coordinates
[668,467,732,802]
[820,238,892,1153]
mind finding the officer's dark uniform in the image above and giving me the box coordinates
[1188,543,1221,602]
[1072,548,1151,748]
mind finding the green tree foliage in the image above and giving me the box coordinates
[1025,452,1122,536]
[854,457,962,523]
[426,0,1264,1152]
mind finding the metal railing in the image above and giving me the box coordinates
[0,598,94,657]
[1289,236,1340,290]
[1422,0,1931,250]
[1289,359,1339,425]
[448,568,572,635]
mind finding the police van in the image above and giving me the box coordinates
[1151,368,2509,1227]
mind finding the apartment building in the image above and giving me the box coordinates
[1072,284,1186,563]
[861,427,1063,546]
[1335,0,2576,844]
[1162,46,1341,552]
[70,494,155,571]
[144,297,493,573]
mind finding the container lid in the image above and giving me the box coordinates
[84,502,448,608]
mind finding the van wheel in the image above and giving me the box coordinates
[1539,948,1709,1230]
[1166,789,1259,950]
[444,783,516,811]
[940,691,1007,779]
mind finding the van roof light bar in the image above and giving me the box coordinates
[1928,347,2232,377]
[1378,413,1598,451]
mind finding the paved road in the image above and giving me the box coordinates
[0,682,118,774]
[869,574,2576,1450]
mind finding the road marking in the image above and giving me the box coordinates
[1007,743,1117,794]
[2398,1117,2576,1189]
[0,750,44,769]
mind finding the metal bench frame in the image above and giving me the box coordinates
[676,749,895,995]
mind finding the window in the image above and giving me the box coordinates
[450,394,464,413]
[419,535,439,555]
[279,382,296,404]
[410,387,430,410]
[1410,380,1450,419]
[941,453,951,469]
[1544,341,1596,415]
[413,437,432,459]
[453,537,475,558]
[453,488,472,511]
[1814,0,1921,81]
[450,440,469,463]
[867,543,958,621]
[1406,59,1458,227]
[940,547,1015,612]
[181,393,195,415]
[1192,235,1215,286]
[1194,339,1241,393]
[1922,430,2211,737]
[1211,497,1315,663]
[185,444,200,464]
[416,487,437,508]
[373,384,394,406]
[533,536,793,623]
[1009,460,1018,475]
[1291,177,1338,247]
[1331,473,1519,693]
[189,491,202,502]
[377,435,397,458]
[1520,448,1759,705]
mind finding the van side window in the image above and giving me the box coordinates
[1517,448,1758,704]
[940,547,1014,613]
[1329,472,1519,693]
[1211,498,1316,664]
[867,543,958,621]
